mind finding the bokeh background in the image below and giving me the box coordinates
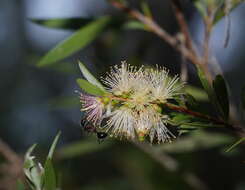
[0,0,245,189]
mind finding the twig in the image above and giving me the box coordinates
[170,0,195,54]
[109,0,202,67]
[170,0,194,82]
[180,56,188,82]
[165,103,245,137]
[202,7,216,82]
[109,0,213,84]
[170,0,214,83]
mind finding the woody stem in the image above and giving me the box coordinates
[164,103,245,138]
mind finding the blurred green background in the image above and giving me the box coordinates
[0,0,245,189]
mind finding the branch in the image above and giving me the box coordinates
[0,138,23,190]
[170,0,214,83]
[171,0,195,53]
[109,0,201,67]
[0,139,21,164]
[109,0,213,83]
[165,103,245,138]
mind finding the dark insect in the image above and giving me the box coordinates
[80,119,96,133]
[80,118,108,142]
[97,132,108,139]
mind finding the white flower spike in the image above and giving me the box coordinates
[79,61,184,144]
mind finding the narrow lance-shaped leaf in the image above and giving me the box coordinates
[193,0,208,17]
[196,66,217,106]
[42,132,61,190]
[214,0,244,24]
[140,0,152,18]
[197,66,227,119]
[77,78,106,96]
[23,144,42,190]
[30,17,94,30]
[213,74,230,120]
[184,85,208,101]
[47,131,61,159]
[38,16,111,67]
[30,16,125,30]
[225,137,245,152]
[123,21,147,30]
[43,159,56,190]
[78,61,105,91]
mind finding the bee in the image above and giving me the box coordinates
[80,118,108,142]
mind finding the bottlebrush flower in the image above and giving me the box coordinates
[79,61,184,143]
[79,93,104,126]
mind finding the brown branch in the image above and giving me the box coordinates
[109,0,213,85]
[171,0,195,53]
[109,0,202,67]
[0,139,21,164]
[202,8,216,82]
[0,138,23,190]
[165,103,245,138]
[170,0,213,83]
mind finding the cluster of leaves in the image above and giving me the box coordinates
[19,132,61,190]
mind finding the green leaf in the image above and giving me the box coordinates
[196,66,218,110]
[225,137,245,152]
[23,144,42,190]
[140,0,152,18]
[213,74,229,120]
[42,133,61,190]
[43,159,56,190]
[24,144,37,160]
[184,85,208,101]
[181,122,222,128]
[30,17,94,30]
[193,0,244,24]
[169,113,193,126]
[183,93,198,109]
[214,0,244,24]
[38,16,111,67]
[78,61,105,91]
[123,21,147,30]
[47,131,61,160]
[77,78,106,96]
[197,66,213,98]
[194,0,208,17]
